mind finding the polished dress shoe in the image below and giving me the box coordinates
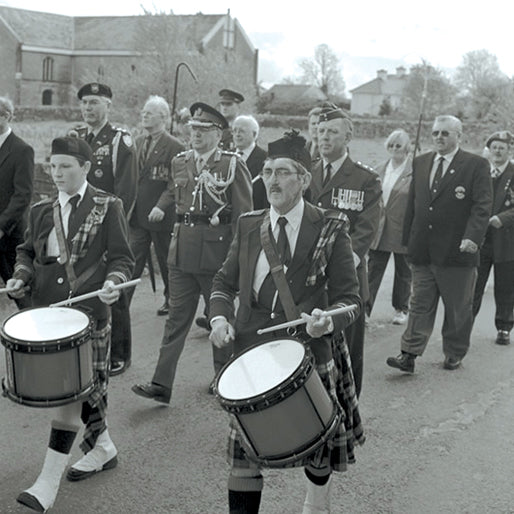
[131,382,171,404]
[443,356,462,370]
[195,316,210,331]
[495,330,510,345]
[386,352,416,373]
[110,359,130,377]
[157,300,169,316]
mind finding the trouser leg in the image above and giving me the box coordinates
[472,245,493,318]
[392,252,412,313]
[151,229,172,300]
[344,312,365,397]
[110,291,131,363]
[127,225,151,305]
[493,261,514,332]
[366,249,390,315]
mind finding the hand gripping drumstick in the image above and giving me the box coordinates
[256,304,358,335]
[49,279,141,307]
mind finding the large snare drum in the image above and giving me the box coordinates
[216,338,341,467]
[1,307,94,408]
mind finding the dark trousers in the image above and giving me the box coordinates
[344,311,365,398]
[0,235,31,310]
[401,264,477,359]
[151,266,232,394]
[367,249,411,315]
[127,224,171,304]
[473,242,514,332]
[110,291,131,363]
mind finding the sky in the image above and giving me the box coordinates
[2,0,513,92]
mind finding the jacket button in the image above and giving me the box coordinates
[429,206,433,211]
[318,202,322,207]
[428,225,432,230]
[57,277,64,284]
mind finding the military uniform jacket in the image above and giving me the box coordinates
[156,148,253,274]
[131,132,184,232]
[76,123,137,217]
[487,161,514,263]
[245,145,268,210]
[403,149,492,267]
[210,203,361,362]
[309,156,382,300]
[13,185,135,320]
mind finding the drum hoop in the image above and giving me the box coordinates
[216,339,314,414]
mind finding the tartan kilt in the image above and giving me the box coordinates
[227,336,364,473]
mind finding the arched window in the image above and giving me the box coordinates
[42,89,53,105]
[42,57,54,81]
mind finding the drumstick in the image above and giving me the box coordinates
[49,279,141,307]
[256,304,358,335]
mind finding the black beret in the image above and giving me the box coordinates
[218,89,245,104]
[319,108,352,123]
[51,136,93,162]
[268,130,311,172]
[486,131,513,148]
[77,83,113,100]
[189,102,228,130]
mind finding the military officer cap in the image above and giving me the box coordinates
[486,130,514,148]
[77,82,113,100]
[268,129,311,172]
[189,102,228,130]
[318,108,352,123]
[51,136,93,162]
[218,89,245,104]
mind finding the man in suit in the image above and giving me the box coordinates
[209,131,363,514]
[132,102,252,404]
[232,114,268,209]
[75,82,138,376]
[218,88,244,152]
[309,108,382,397]
[472,131,514,345]
[306,106,322,162]
[128,95,184,316]
[387,115,492,373]
[0,97,34,310]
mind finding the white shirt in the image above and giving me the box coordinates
[236,142,256,162]
[490,160,509,177]
[382,158,407,205]
[47,181,88,256]
[322,152,347,183]
[194,147,217,171]
[0,127,12,149]
[430,147,459,187]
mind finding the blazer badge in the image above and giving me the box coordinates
[454,186,466,200]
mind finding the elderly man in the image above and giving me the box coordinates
[233,114,268,209]
[132,102,252,404]
[387,115,492,373]
[209,130,363,514]
[309,108,382,397]
[218,88,245,151]
[0,97,33,310]
[75,82,137,376]
[306,106,322,161]
[472,131,514,345]
[127,95,184,316]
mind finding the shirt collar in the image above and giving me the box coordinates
[88,120,108,137]
[436,146,459,164]
[323,151,347,172]
[194,147,217,164]
[491,160,509,173]
[0,127,12,148]
[270,198,304,232]
[237,142,256,160]
[58,181,88,209]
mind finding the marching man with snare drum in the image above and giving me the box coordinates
[209,131,365,514]
[4,136,134,512]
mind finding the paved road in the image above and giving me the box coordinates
[0,263,512,513]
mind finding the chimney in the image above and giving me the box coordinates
[396,66,406,77]
[376,69,387,81]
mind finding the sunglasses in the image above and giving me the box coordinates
[432,130,451,137]
[388,143,403,149]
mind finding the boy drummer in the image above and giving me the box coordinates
[6,136,134,512]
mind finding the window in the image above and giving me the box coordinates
[223,17,235,49]
[42,89,53,105]
[42,57,54,81]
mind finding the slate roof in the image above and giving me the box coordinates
[350,74,408,95]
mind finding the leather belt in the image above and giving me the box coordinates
[177,212,231,226]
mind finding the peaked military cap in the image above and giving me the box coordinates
[77,83,113,100]
[218,89,245,104]
[189,102,228,130]
[319,108,351,123]
[51,136,93,162]
[486,130,514,148]
[268,129,311,171]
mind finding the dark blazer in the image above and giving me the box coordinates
[210,202,361,361]
[245,145,268,210]
[403,149,492,267]
[488,161,514,263]
[0,131,34,238]
[132,132,184,232]
[370,156,412,254]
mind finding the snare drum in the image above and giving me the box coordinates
[215,338,341,467]
[1,307,94,408]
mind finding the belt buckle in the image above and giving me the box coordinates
[183,212,191,226]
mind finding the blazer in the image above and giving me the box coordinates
[132,132,184,232]
[403,149,492,267]
[488,161,514,263]
[245,145,268,210]
[0,131,34,238]
[370,156,412,254]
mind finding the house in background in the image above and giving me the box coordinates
[350,67,408,116]
[0,5,258,108]
[260,84,328,114]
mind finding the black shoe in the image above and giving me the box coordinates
[495,330,510,345]
[195,316,210,331]
[157,300,169,316]
[131,382,171,404]
[16,492,45,512]
[66,455,118,482]
[110,359,130,377]
[386,352,415,373]
[443,356,462,370]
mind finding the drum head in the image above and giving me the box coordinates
[3,307,90,343]
[218,339,305,400]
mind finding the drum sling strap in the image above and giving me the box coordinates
[52,202,101,297]
[260,212,299,322]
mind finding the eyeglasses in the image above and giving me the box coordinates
[432,130,451,137]
[388,143,403,149]
[260,169,300,180]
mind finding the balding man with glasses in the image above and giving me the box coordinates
[387,115,492,374]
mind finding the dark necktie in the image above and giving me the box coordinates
[431,156,445,194]
[276,217,291,267]
[323,163,332,188]
[67,194,80,236]
[85,132,94,146]
[139,135,152,170]
[491,167,502,179]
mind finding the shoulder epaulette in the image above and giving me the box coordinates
[355,161,375,173]
[240,209,266,217]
